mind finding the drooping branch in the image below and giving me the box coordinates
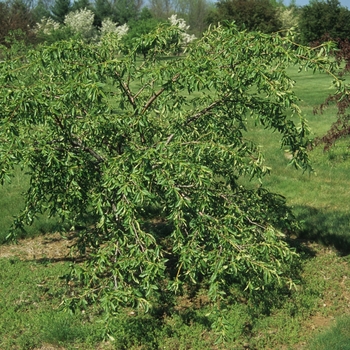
[53,115,105,163]
[134,79,155,100]
[313,92,350,150]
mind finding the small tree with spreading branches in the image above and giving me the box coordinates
[0,23,348,337]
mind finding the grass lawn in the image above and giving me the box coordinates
[0,65,350,349]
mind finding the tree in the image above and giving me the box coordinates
[173,0,212,36]
[51,0,71,23]
[207,0,281,33]
[1,23,347,335]
[277,6,299,32]
[148,0,174,19]
[93,0,142,27]
[0,0,36,46]
[114,0,142,24]
[64,8,96,40]
[71,0,92,12]
[93,0,114,26]
[299,0,350,45]
[32,0,52,22]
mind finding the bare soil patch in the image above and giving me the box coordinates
[34,345,66,350]
[0,232,74,261]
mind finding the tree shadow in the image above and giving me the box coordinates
[293,205,350,255]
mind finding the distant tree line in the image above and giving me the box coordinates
[1,0,350,48]
[0,0,213,46]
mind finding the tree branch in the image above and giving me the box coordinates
[53,115,105,163]
[184,99,223,126]
[71,137,105,163]
[115,71,137,109]
[142,73,180,114]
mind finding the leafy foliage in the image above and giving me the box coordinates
[0,24,347,328]
[298,0,350,45]
[0,0,36,46]
[314,92,350,150]
[51,0,71,23]
[207,0,281,33]
[93,0,142,27]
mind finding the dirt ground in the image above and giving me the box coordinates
[0,232,74,261]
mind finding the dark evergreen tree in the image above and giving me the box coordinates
[299,0,350,45]
[93,0,114,26]
[71,0,91,12]
[32,0,51,21]
[207,0,281,33]
[114,0,138,24]
[51,0,71,23]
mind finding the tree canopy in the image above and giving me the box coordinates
[0,23,348,334]
[299,0,350,44]
[207,0,281,33]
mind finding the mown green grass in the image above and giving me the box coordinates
[0,258,103,350]
[0,168,62,243]
[0,66,349,349]
[246,67,350,252]
[1,246,349,349]
[309,316,350,350]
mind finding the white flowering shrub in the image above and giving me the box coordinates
[34,17,61,35]
[64,8,95,39]
[277,7,299,31]
[100,19,129,38]
[168,14,196,46]
[115,23,129,38]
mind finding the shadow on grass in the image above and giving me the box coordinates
[293,205,350,255]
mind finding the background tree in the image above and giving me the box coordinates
[93,0,114,26]
[173,0,211,36]
[148,0,174,19]
[298,0,350,45]
[207,0,281,33]
[51,0,71,23]
[114,0,143,24]
[277,6,299,32]
[0,0,36,46]
[32,0,52,21]
[64,8,96,40]
[71,0,92,12]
